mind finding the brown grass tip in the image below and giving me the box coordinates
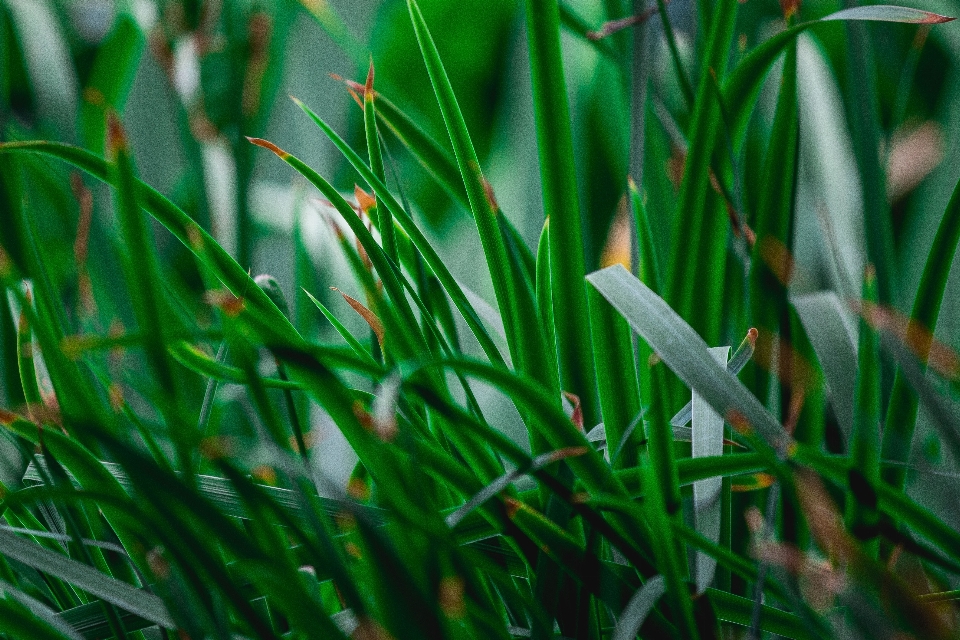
[246,137,289,159]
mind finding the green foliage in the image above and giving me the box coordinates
[0,1,959,638]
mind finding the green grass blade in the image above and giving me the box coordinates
[289,101,508,369]
[847,267,881,556]
[664,0,737,346]
[0,598,79,640]
[0,141,300,348]
[521,0,595,423]
[0,528,174,629]
[641,462,699,639]
[587,284,641,468]
[405,0,532,380]
[302,289,379,368]
[363,61,397,263]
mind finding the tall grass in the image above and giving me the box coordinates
[1,0,960,638]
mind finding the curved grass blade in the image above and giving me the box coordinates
[406,0,542,390]
[611,575,666,640]
[0,141,301,349]
[587,265,791,458]
[671,328,756,427]
[723,6,954,152]
[0,528,174,629]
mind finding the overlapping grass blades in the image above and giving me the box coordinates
[1,2,960,639]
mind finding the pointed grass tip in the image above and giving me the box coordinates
[246,137,290,159]
[365,57,375,97]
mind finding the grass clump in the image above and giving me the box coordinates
[1,0,960,638]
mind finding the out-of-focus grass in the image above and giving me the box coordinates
[1,0,960,638]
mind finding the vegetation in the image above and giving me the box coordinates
[1,0,960,637]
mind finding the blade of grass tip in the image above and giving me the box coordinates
[288,101,509,370]
[78,12,144,155]
[246,137,423,353]
[881,169,960,490]
[847,266,881,557]
[405,0,532,380]
[521,0,596,424]
[107,114,190,475]
[342,80,535,275]
[362,61,396,263]
[629,179,663,294]
[692,346,729,593]
[302,289,378,368]
[671,328,757,427]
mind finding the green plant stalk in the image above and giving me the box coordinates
[846,267,881,558]
[665,0,738,347]
[587,286,641,468]
[522,0,596,424]
[881,171,960,489]
[405,0,522,359]
[642,463,699,639]
[749,44,799,409]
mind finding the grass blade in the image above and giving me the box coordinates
[692,346,729,592]
[0,528,174,629]
[522,0,595,422]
